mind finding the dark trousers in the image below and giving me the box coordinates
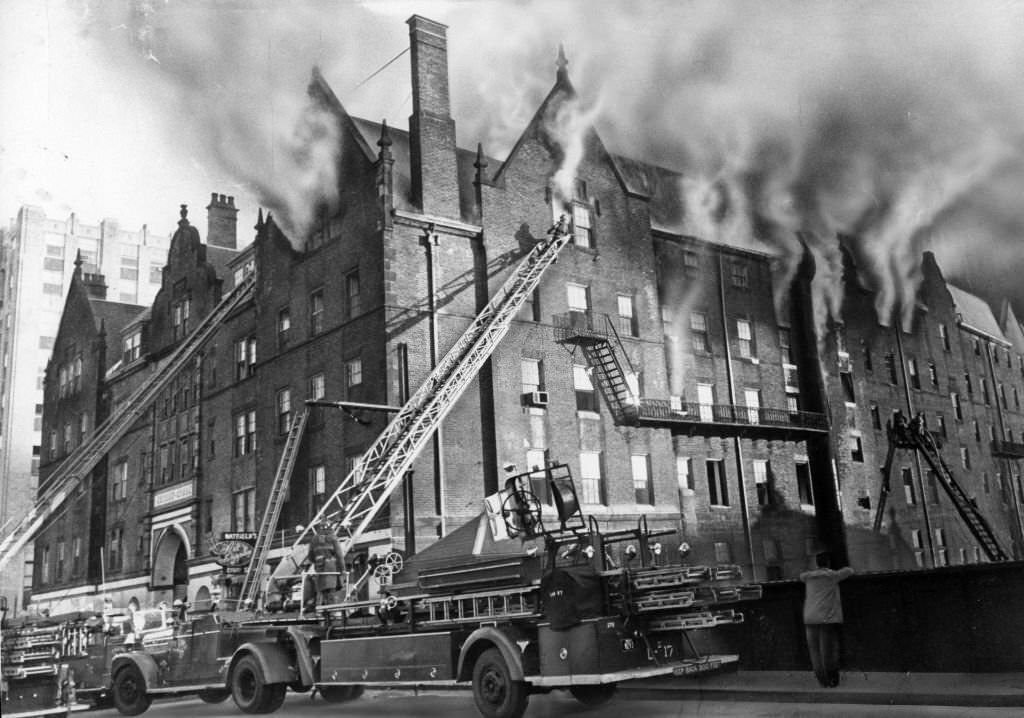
[805,622,842,687]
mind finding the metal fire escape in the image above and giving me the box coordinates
[0,273,257,571]
[554,313,639,422]
[874,411,1009,562]
[263,219,573,598]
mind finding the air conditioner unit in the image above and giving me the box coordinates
[527,391,550,407]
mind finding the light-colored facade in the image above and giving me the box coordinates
[0,206,171,611]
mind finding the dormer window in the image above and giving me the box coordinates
[172,296,191,341]
[123,330,142,364]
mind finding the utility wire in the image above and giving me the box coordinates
[350,47,409,93]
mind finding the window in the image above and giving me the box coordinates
[706,460,728,506]
[736,318,755,358]
[983,471,990,494]
[935,528,948,567]
[862,340,873,372]
[171,296,190,341]
[579,452,604,505]
[276,388,292,434]
[690,312,709,352]
[123,330,141,363]
[908,359,920,389]
[779,328,796,364]
[234,410,256,457]
[521,358,542,394]
[850,435,864,463]
[56,539,65,581]
[631,454,653,505]
[683,250,700,273]
[566,283,589,313]
[523,288,542,323]
[980,377,990,405]
[753,459,772,506]
[939,323,950,352]
[108,528,123,572]
[43,282,63,296]
[40,544,51,584]
[150,262,164,284]
[277,308,291,348]
[112,461,128,502]
[1015,387,1020,410]
[345,357,362,388]
[840,372,855,403]
[902,467,916,504]
[744,388,760,424]
[570,201,594,249]
[345,270,361,319]
[310,289,325,335]
[730,262,748,288]
[960,447,970,470]
[911,529,924,568]
[928,361,938,387]
[63,422,73,455]
[885,353,899,384]
[308,373,325,424]
[573,364,599,413]
[973,419,982,442]
[951,392,963,421]
[937,413,948,438]
[676,456,694,493]
[973,339,982,356]
[796,462,814,506]
[234,336,256,380]
[72,536,82,575]
[310,465,326,514]
[999,383,1008,409]
[714,542,733,563]
[617,294,638,336]
[926,470,940,504]
[233,489,256,532]
[870,405,881,430]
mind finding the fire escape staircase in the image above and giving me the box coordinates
[238,408,310,606]
[554,312,639,422]
[0,273,257,570]
[874,413,1009,562]
[264,220,573,595]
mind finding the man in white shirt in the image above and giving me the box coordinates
[800,551,854,687]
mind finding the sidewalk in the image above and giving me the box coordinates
[622,670,1024,707]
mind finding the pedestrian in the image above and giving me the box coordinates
[799,551,854,687]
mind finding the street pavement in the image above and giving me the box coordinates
[127,675,1024,718]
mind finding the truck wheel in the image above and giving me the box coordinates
[198,688,230,703]
[472,648,528,718]
[111,664,152,716]
[231,655,286,714]
[569,683,618,706]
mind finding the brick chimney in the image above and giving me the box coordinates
[407,15,460,218]
[74,251,107,299]
[206,193,238,249]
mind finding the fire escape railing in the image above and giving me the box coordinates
[991,439,1024,459]
[554,311,828,433]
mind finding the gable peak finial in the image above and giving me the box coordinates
[556,44,569,83]
[378,119,393,149]
[179,204,189,228]
[474,142,488,170]
[256,207,265,230]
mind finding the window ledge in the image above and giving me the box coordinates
[576,410,601,420]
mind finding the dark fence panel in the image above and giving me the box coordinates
[688,561,1024,672]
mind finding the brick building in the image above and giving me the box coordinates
[27,15,1024,612]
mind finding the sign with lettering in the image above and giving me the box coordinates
[211,538,255,568]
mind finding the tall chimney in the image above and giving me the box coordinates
[206,193,238,249]
[407,15,460,218]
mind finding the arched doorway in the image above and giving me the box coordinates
[152,527,190,604]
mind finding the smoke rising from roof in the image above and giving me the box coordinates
[61,1,1024,325]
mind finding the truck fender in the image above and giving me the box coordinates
[284,627,315,686]
[230,643,296,685]
[111,652,159,690]
[456,627,525,682]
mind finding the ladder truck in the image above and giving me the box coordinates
[0,273,256,717]
[874,410,1009,562]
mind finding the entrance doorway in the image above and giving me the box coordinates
[152,527,190,603]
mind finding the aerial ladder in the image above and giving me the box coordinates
[0,273,256,571]
[262,218,572,606]
[874,410,1009,561]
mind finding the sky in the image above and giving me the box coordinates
[4,0,1024,328]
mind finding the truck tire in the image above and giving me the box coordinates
[472,648,528,718]
[198,688,230,703]
[231,655,287,714]
[111,664,152,716]
[569,683,617,706]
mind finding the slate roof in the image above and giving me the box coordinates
[948,285,1009,344]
